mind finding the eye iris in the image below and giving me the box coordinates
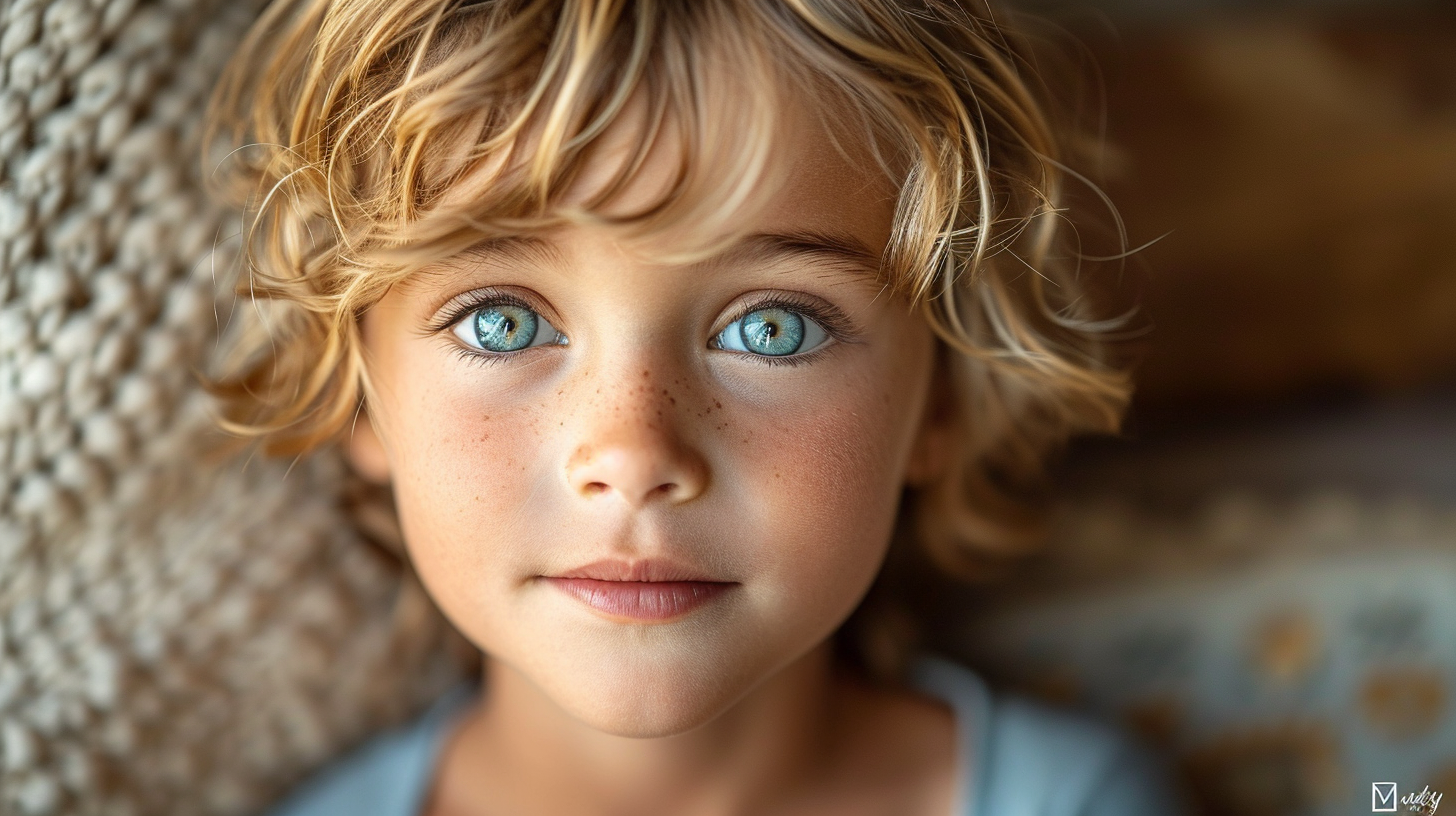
[475,305,538,352]
[740,308,804,356]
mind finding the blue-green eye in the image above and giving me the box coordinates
[714,306,830,357]
[452,303,565,353]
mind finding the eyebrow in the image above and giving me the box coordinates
[420,228,883,290]
[454,234,565,270]
[407,235,565,307]
[724,230,883,281]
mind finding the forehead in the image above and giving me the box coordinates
[433,85,900,280]
[588,94,893,246]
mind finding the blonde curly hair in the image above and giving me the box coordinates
[201,0,1132,661]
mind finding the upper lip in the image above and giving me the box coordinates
[548,558,728,583]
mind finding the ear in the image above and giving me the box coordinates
[904,346,956,488]
[346,404,393,485]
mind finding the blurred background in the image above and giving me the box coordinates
[945,0,1456,813]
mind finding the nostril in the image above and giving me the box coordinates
[565,438,708,506]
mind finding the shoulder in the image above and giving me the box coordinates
[264,684,479,816]
[911,656,1186,816]
[986,695,1184,816]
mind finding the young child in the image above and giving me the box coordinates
[203,0,1183,813]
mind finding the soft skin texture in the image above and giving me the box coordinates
[348,96,959,815]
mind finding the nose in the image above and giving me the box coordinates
[564,373,710,509]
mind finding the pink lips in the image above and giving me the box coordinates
[543,559,734,622]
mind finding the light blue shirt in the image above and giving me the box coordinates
[265,656,1184,816]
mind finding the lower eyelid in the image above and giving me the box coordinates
[447,341,563,369]
[448,344,508,368]
[720,339,839,368]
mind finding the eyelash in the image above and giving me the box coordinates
[429,288,856,369]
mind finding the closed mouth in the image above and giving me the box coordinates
[543,558,735,621]
[544,577,734,621]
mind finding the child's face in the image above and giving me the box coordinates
[350,97,943,737]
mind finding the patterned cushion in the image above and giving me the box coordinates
[958,460,1456,816]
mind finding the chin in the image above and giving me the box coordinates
[571,694,728,738]
[535,644,765,738]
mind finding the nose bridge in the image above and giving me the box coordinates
[562,345,708,508]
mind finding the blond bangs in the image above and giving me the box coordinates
[203,0,1132,579]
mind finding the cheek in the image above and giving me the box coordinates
[723,364,914,605]
[379,363,547,624]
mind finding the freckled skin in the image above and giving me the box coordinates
[347,94,957,815]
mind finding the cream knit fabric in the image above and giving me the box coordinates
[0,0,473,813]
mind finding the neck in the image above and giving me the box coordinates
[461,642,846,815]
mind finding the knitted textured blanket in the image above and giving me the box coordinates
[0,1,473,813]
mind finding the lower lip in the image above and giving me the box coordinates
[544,578,733,621]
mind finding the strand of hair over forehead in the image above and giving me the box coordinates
[339,0,795,265]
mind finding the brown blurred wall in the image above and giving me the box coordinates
[1055,9,1456,412]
